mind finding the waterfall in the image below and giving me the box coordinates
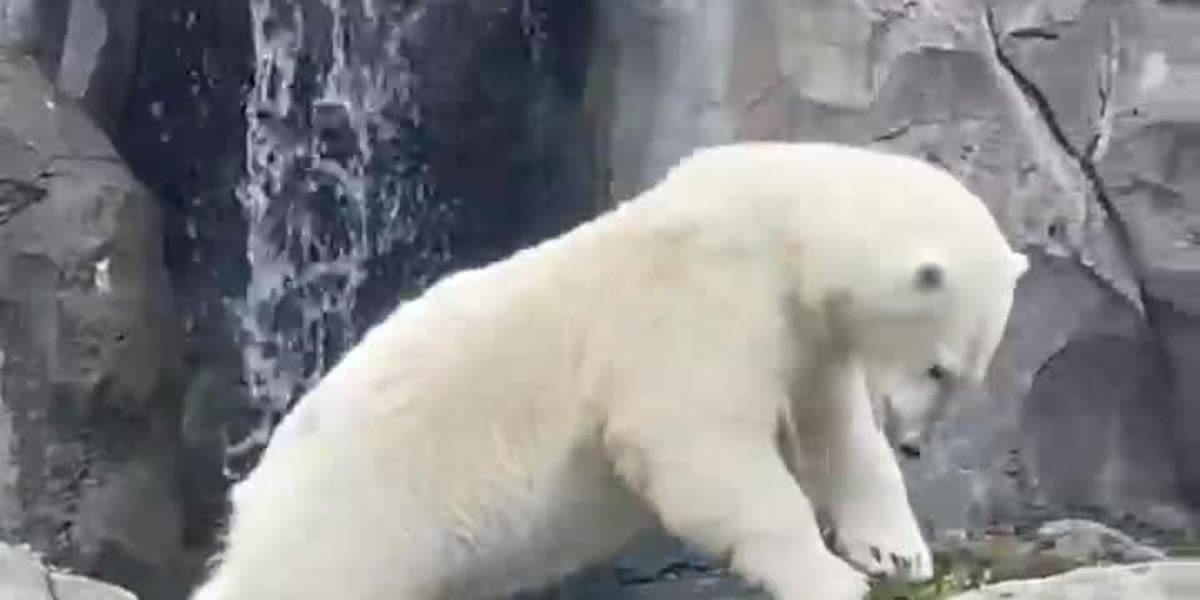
[227,0,456,474]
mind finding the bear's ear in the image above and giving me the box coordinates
[913,262,944,292]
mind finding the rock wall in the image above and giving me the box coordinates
[0,0,141,135]
[0,2,213,599]
[0,50,188,600]
[219,1,598,478]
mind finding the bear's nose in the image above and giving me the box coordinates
[898,442,922,459]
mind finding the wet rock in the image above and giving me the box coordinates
[931,518,1167,584]
[0,0,142,134]
[1088,3,1200,504]
[0,51,187,600]
[198,0,600,479]
[112,0,254,506]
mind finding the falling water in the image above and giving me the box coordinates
[227,0,456,474]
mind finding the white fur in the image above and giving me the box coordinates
[190,142,1027,600]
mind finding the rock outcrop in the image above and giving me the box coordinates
[0,50,187,600]
[948,560,1200,600]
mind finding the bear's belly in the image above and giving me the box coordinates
[439,440,654,599]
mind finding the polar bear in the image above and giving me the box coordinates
[190,141,1027,600]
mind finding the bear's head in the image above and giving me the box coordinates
[830,247,1029,459]
[658,141,1030,457]
[743,143,1033,459]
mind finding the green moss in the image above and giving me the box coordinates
[867,567,986,600]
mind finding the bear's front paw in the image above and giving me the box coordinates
[769,551,870,600]
[813,554,872,600]
[827,517,933,583]
[737,538,869,600]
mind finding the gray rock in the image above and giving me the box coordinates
[1089,2,1200,503]
[947,560,1200,600]
[0,51,188,600]
[0,541,137,600]
[1035,519,1167,564]
[0,0,141,134]
[56,0,141,133]
[929,518,1167,584]
[0,0,40,54]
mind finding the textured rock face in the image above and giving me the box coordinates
[1090,3,1200,506]
[947,561,1200,600]
[572,0,1200,595]
[0,0,141,134]
[0,52,186,600]
[112,0,254,539]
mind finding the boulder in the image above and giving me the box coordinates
[929,518,1167,585]
[0,0,142,134]
[948,560,1200,600]
[0,50,187,600]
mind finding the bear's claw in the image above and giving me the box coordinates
[828,520,933,583]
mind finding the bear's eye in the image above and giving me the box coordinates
[926,364,951,382]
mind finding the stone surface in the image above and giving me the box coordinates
[931,518,1167,584]
[0,51,187,600]
[0,0,38,52]
[0,542,137,600]
[1021,518,1166,564]
[1090,3,1200,505]
[0,0,142,134]
[947,560,1200,600]
[112,0,254,547]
